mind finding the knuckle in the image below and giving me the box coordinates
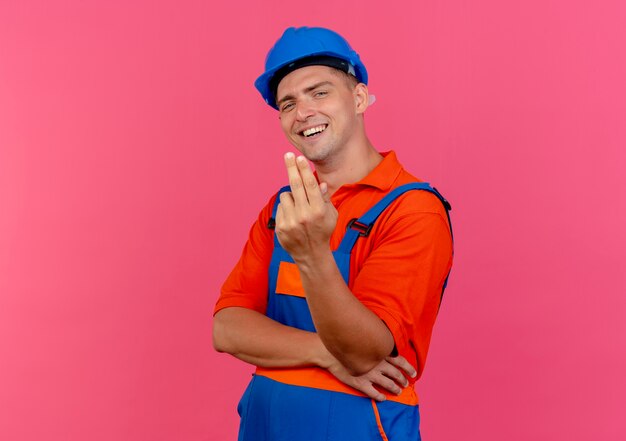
[276,220,291,233]
[289,179,303,190]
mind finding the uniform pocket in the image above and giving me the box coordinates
[275,261,305,298]
[372,400,421,441]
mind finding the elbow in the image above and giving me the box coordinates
[212,329,225,353]
[212,312,230,354]
[212,333,226,354]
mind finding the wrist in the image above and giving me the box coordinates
[294,246,334,274]
[310,336,335,369]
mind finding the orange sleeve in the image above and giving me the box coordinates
[213,195,277,315]
[353,198,453,379]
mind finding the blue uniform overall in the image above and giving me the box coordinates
[237,183,452,441]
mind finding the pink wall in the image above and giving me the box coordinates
[1,1,625,440]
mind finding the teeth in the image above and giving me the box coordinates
[302,125,326,137]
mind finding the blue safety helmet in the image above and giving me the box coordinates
[255,27,368,110]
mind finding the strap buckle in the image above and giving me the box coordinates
[347,218,373,237]
[267,218,276,230]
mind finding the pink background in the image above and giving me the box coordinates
[1,1,625,440]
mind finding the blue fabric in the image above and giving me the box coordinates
[238,375,421,441]
[238,183,452,439]
[337,182,451,254]
[335,182,454,304]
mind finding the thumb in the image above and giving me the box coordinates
[319,182,331,202]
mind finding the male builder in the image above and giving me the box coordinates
[213,27,453,440]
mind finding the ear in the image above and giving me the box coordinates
[354,83,369,114]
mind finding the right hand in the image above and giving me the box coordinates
[326,355,417,402]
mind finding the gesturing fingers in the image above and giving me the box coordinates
[284,152,308,206]
[278,190,295,211]
[284,152,325,208]
[277,152,337,259]
[275,192,294,240]
[319,182,331,204]
[295,155,324,207]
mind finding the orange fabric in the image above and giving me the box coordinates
[275,261,306,298]
[255,366,418,406]
[215,151,453,385]
[371,400,390,441]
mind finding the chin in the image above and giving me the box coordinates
[302,148,332,163]
[296,142,334,163]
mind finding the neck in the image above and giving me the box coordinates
[314,137,382,195]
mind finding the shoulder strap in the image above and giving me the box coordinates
[268,183,453,251]
[337,182,454,306]
[337,182,452,254]
[267,183,454,303]
[268,185,291,246]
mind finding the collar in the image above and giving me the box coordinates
[353,150,403,191]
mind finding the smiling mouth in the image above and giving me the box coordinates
[300,124,328,138]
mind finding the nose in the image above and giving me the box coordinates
[295,99,315,122]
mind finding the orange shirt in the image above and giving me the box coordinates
[215,151,453,386]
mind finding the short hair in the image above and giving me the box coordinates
[328,67,359,90]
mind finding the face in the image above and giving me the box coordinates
[275,65,367,163]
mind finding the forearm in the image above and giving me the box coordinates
[274,154,394,375]
[297,249,395,375]
[212,306,332,368]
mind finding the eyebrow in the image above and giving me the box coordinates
[276,81,334,107]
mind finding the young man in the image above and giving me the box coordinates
[213,27,453,441]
